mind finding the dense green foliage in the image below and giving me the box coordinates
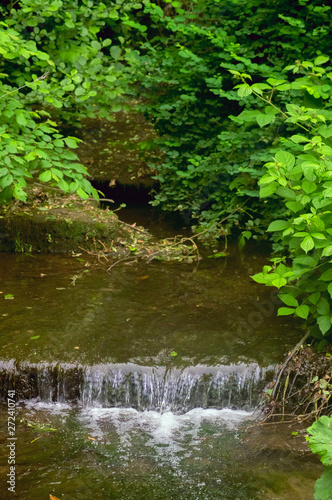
[244,62,332,345]
[1,0,332,341]
[0,0,142,201]
[131,0,332,239]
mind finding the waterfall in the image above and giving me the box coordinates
[0,359,274,412]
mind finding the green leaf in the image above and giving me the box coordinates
[307,416,332,465]
[300,235,315,253]
[30,335,40,340]
[76,188,89,199]
[301,163,318,182]
[39,171,52,182]
[275,187,296,200]
[324,188,332,198]
[58,179,69,192]
[170,351,177,357]
[16,111,27,127]
[314,56,330,66]
[267,78,286,87]
[293,255,318,267]
[122,19,147,32]
[293,232,310,238]
[302,181,317,194]
[275,151,295,169]
[314,466,332,500]
[251,272,268,284]
[13,185,26,201]
[290,135,310,144]
[309,292,321,305]
[267,220,290,232]
[0,174,13,188]
[296,304,309,319]
[278,307,295,316]
[236,83,252,97]
[91,40,101,51]
[207,251,228,258]
[279,293,299,307]
[317,297,330,315]
[74,87,85,96]
[64,137,78,148]
[256,113,274,127]
[328,283,332,299]
[322,246,332,257]
[260,182,278,198]
[24,151,37,162]
[320,269,332,281]
[312,233,326,240]
[102,39,112,48]
[272,275,287,288]
[286,201,304,213]
[317,315,332,334]
[110,46,122,60]
[236,110,258,122]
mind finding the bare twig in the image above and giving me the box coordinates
[0,72,50,100]
[95,198,115,203]
[107,254,136,272]
[272,330,311,400]
[190,198,250,241]
[117,219,150,236]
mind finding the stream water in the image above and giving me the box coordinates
[0,245,322,499]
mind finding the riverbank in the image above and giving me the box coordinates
[264,344,332,423]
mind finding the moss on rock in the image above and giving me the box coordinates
[0,188,139,254]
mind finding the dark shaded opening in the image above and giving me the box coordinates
[91,179,190,238]
[92,180,154,207]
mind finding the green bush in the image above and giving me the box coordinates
[243,57,332,340]
[0,0,143,201]
[129,0,332,240]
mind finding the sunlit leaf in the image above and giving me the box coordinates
[278,307,295,316]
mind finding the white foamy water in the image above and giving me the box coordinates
[24,400,72,413]
[21,401,255,469]
[80,407,255,466]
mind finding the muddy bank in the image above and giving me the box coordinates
[0,187,138,254]
[0,186,199,263]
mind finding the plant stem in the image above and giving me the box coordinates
[0,72,49,100]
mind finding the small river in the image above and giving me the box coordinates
[0,238,321,499]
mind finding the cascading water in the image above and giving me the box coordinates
[0,360,275,412]
[0,253,320,499]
